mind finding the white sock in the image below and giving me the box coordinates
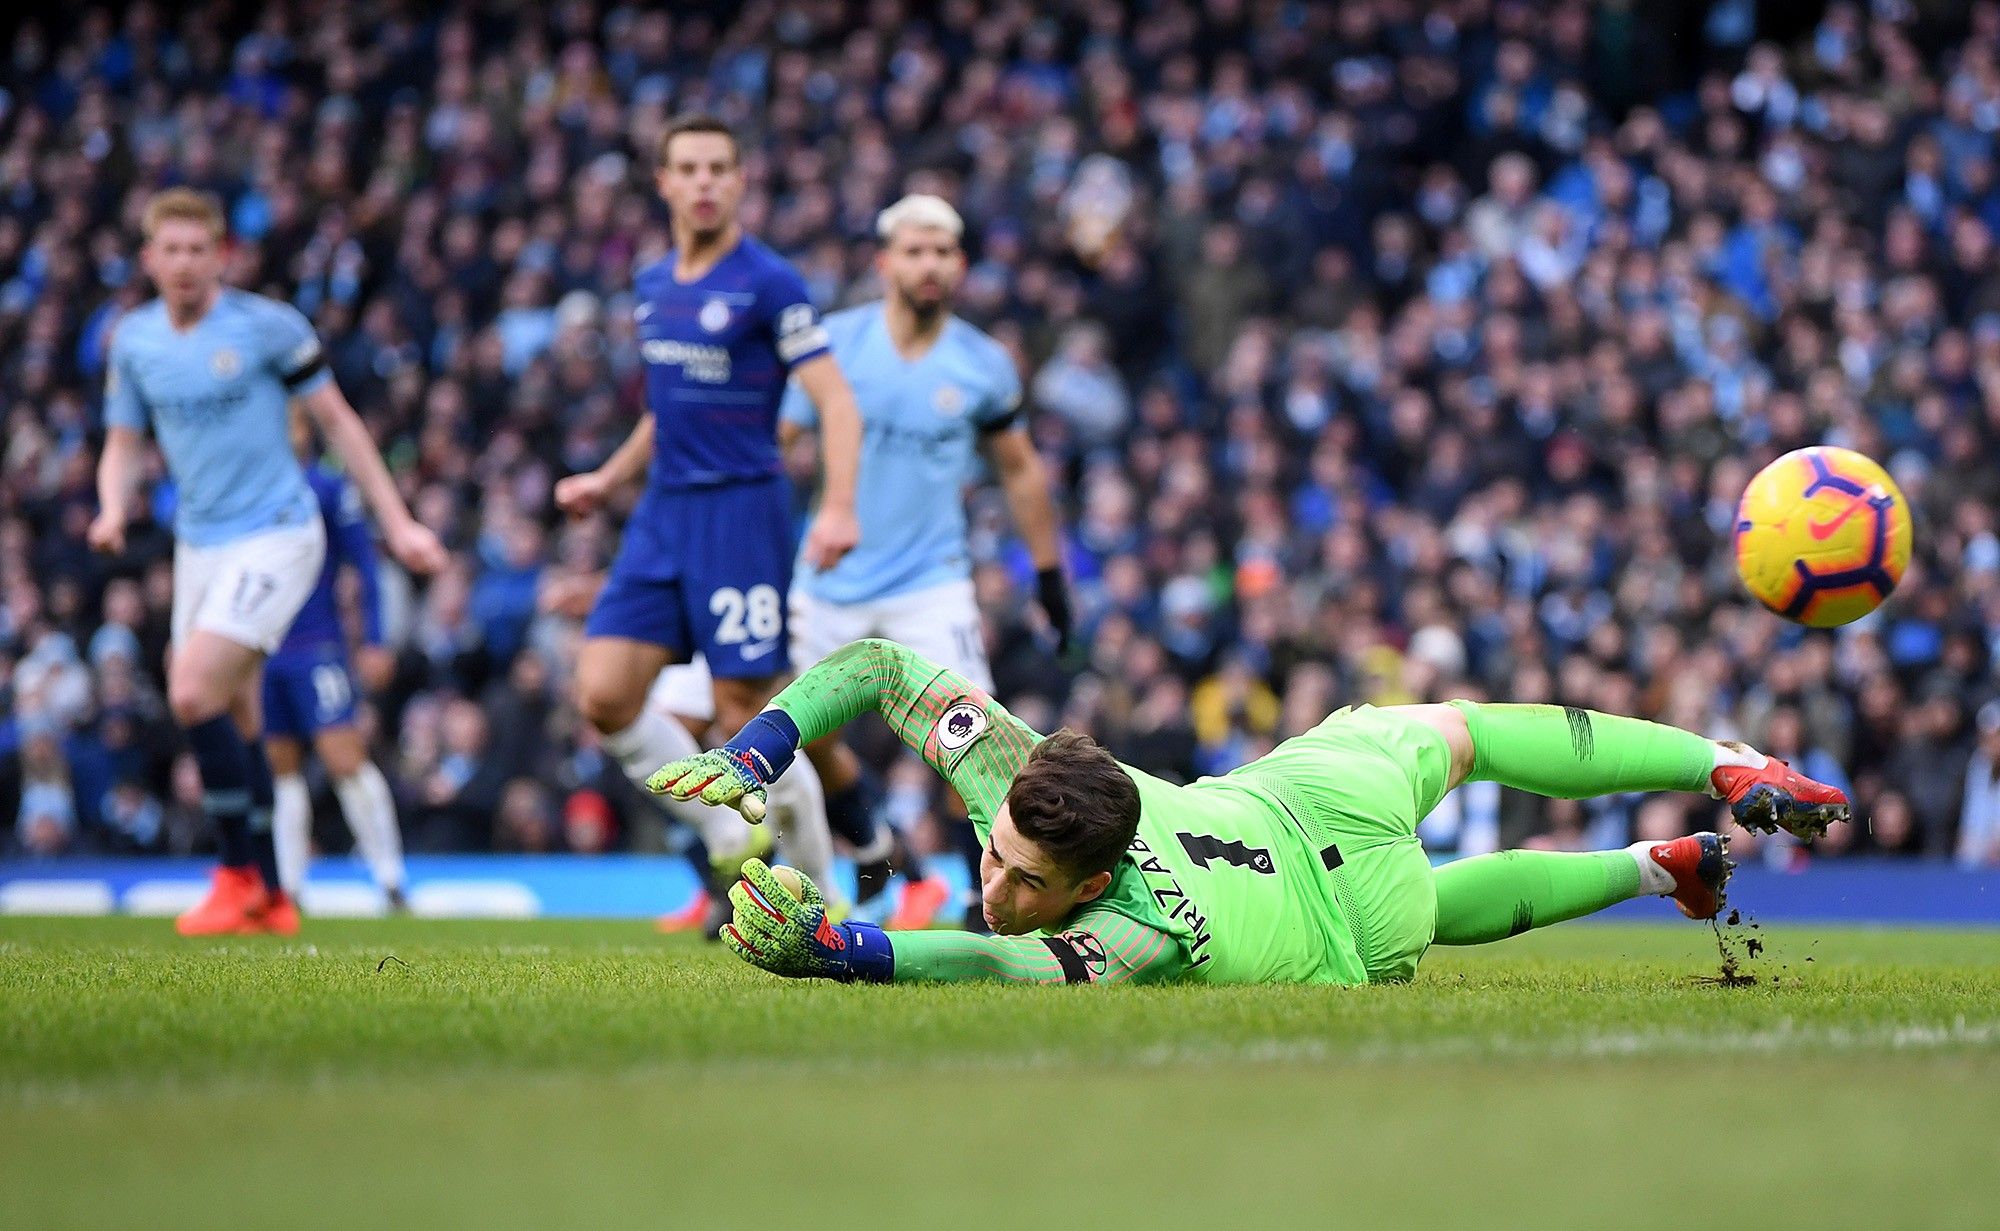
[767,755,843,910]
[1626,840,1677,895]
[273,773,312,896]
[1705,740,1769,796]
[334,762,406,892]
[604,710,757,862]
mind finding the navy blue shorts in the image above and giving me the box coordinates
[584,475,795,679]
[263,646,360,739]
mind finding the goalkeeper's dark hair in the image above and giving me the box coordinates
[1005,729,1140,883]
[658,114,740,168]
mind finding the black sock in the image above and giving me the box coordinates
[949,814,989,932]
[952,819,984,895]
[824,773,881,850]
[242,739,282,893]
[185,715,253,870]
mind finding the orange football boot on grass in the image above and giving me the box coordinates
[175,866,271,937]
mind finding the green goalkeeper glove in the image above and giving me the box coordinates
[645,709,807,822]
[645,749,769,822]
[722,859,895,983]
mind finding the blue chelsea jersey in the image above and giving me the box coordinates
[271,464,383,661]
[633,235,829,490]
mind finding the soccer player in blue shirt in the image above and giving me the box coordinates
[91,189,445,936]
[788,193,1070,928]
[554,117,863,912]
[264,409,409,912]
[654,193,1071,929]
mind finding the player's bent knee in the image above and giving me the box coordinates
[316,729,367,779]
[168,679,231,728]
[575,678,644,735]
[265,738,304,777]
[710,677,781,734]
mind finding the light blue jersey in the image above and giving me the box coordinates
[103,289,330,547]
[781,303,1021,604]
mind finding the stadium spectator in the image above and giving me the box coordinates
[2,0,1999,871]
[1959,701,2000,867]
[12,719,78,857]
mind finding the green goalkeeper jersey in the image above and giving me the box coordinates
[768,639,1368,986]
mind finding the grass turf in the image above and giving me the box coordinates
[4,916,1998,1230]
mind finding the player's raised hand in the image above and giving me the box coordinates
[801,502,860,570]
[646,749,769,822]
[86,510,127,555]
[553,470,614,518]
[386,519,449,575]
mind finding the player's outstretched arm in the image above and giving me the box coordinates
[89,426,145,555]
[789,354,861,570]
[554,413,653,517]
[91,326,147,555]
[884,910,1184,984]
[982,427,1071,651]
[648,638,1041,825]
[720,860,1179,985]
[298,383,447,575]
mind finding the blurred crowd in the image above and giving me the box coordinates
[4,0,2000,869]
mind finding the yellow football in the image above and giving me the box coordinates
[1733,446,1913,627]
[769,865,805,899]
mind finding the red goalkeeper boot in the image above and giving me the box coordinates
[1711,753,1851,839]
[1647,832,1734,920]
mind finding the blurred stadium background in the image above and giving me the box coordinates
[3,0,2000,921]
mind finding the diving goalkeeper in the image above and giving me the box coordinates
[647,639,1849,985]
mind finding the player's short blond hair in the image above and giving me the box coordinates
[875,194,964,243]
[141,188,226,242]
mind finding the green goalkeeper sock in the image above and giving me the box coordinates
[1447,702,1716,799]
[1431,849,1644,946]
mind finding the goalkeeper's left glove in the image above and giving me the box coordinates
[644,708,806,822]
[722,859,894,983]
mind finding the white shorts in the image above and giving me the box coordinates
[648,657,720,725]
[791,578,994,691]
[647,578,993,725]
[171,518,326,654]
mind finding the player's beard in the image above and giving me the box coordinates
[685,220,730,250]
[896,282,951,325]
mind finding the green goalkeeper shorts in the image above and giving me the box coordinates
[1232,705,1452,983]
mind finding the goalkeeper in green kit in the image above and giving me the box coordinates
[647,639,1850,985]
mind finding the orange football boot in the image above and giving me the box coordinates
[258,889,301,936]
[886,877,951,931]
[175,866,270,937]
[657,889,714,934]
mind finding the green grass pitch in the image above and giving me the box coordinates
[4,916,1997,1230]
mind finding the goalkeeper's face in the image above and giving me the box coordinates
[978,806,1113,936]
[878,224,965,315]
